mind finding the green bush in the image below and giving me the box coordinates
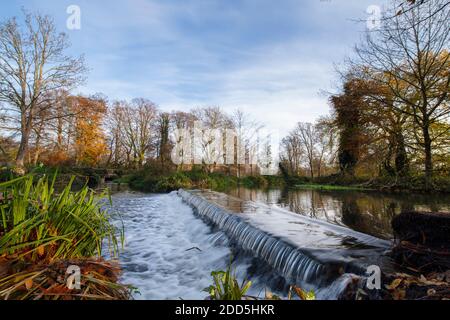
[128,167,241,192]
[156,172,192,192]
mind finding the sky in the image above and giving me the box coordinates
[1,0,387,136]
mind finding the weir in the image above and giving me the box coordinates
[178,189,395,299]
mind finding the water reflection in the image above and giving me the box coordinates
[226,187,450,239]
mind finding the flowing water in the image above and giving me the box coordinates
[110,187,450,300]
[110,192,286,300]
[226,187,450,239]
[178,189,394,299]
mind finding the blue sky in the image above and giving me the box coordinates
[1,0,385,135]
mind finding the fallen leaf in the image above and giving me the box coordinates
[292,286,307,300]
[386,278,403,290]
[25,278,33,290]
[427,289,436,296]
[37,246,45,257]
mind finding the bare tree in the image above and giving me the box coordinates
[192,107,233,172]
[280,133,303,176]
[231,109,263,176]
[281,120,337,179]
[315,117,338,178]
[0,11,86,171]
[295,123,318,179]
[155,112,172,167]
[107,102,129,167]
[170,111,196,169]
[107,99,158,168]
[396,0,450,20]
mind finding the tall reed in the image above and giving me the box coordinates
[0,175,123,262]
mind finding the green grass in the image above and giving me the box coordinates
[287,173,450,193]
[204,264,252,300]
[205,263,315,301]
[127,165,286,193]
[293,184,370,191]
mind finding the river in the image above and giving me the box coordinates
[110,192,283,300]
[226,187,450,239]
[109,187,450,300]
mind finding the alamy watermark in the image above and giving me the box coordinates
[170,122,280,175]
[66,5,81,30]
[66,265,81,290]
[367,5,382,30]
[366,265,381,290]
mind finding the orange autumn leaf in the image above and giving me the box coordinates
[37,246,45,257]
[25,278,33,290]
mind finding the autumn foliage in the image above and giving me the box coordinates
[70,96,108,166]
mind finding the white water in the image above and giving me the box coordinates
[111,192,282,300]
[178,189,394,299]
[110,191,389,300]
[111,192,231,299]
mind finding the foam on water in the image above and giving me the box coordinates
[111,192,284,300]
[178,189,394,299]
[111,192,231,300]
[110,190,393,300]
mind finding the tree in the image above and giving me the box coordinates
[396,0,450,19]
[353,0,450,187]
[156,112,172,168]
[70,95,108,166]
[280,133,303,176]
[231,109,263,176]
[108,99,158,168]
[280,120,337,179]
[295,123,317,179]
[192,107,233,173]
[330,79,365,176]
[170,111,197,169]
[315,116,338,178]
[0,136,17,164]
[0,11,86,170]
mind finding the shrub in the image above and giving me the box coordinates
[156,172,192,192]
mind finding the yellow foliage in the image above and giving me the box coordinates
[70,96,108,166]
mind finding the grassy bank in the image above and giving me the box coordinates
[283,173,450,193]
[293,184,370,191]
[0,165,118,190]
[127,167,285,193]
[0,175,132,300]
[108,164,450,194]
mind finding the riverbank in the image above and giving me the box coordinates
[126,166,450,194]
[284,174,450,194]
[0,175,132,300]
[1,171,448,300]
[2,165,449,194]
[125,168,285,193]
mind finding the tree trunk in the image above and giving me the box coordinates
[422,123,433,189]
[394,132,408,177]
[33,144,41,165]
[15,116,32,171]
[309,160,314,180]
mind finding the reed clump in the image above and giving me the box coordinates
[205,263,315,301]
[0,175,132,300]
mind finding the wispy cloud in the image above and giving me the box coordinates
[1,0,386,136]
